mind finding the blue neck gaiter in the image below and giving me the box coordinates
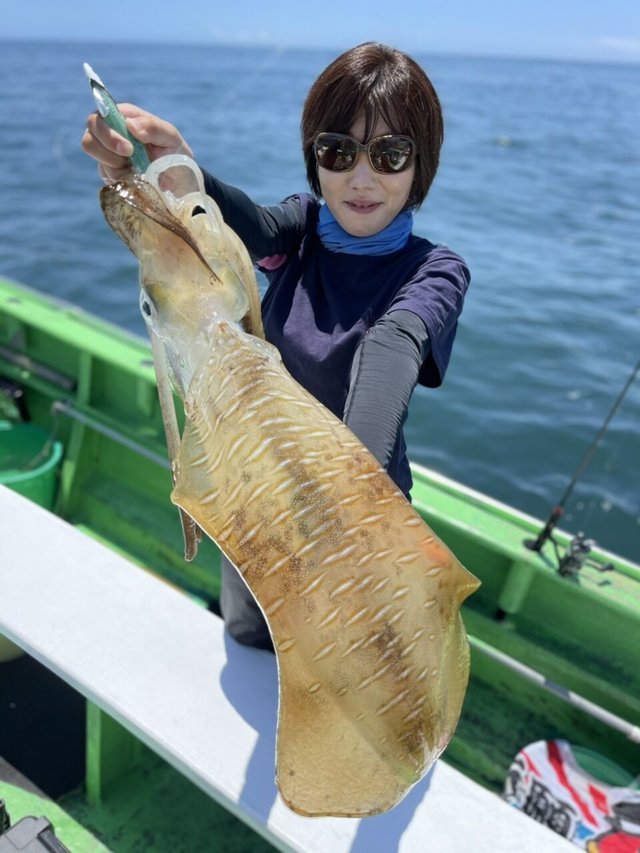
[317,204,413,256]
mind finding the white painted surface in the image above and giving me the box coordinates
[0,486,572,852]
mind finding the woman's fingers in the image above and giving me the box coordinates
[81,103,194,181]
[119,106,193,157]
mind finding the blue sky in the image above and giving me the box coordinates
[4,0,640,63]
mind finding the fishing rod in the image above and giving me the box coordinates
[525,355,640,554]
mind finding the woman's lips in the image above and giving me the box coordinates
[345,200,382,214]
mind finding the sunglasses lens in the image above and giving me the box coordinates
[370,137,415,173]
[314,134,357,172]
[315,133,415,174]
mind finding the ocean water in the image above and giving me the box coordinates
[0,40,638,562]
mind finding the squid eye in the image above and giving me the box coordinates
[141,299,152,316]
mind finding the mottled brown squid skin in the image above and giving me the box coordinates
[172,319,480,817]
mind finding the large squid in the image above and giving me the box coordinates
[99,155,480,818]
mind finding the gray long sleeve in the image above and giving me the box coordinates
[343,309,430,469]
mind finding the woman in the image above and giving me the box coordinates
[82,43,470,649]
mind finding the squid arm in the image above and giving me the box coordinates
[148,327,203,561]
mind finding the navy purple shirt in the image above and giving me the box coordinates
[201,173,470,495]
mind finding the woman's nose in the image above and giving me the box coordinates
[348,153,377,186]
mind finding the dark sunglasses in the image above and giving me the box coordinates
[314,132,415,175]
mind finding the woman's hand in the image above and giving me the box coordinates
[81,104,194,182]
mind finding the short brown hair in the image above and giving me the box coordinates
[301,43,443,208]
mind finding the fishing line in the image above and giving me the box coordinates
[213,45,288,111]
[526,355,640,553]
[574,426,628,535]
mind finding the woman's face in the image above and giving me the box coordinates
[317,114,415,237]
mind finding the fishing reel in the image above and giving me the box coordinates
[557,532,614,579]
[526,518,615,579]
[525,507,615,579]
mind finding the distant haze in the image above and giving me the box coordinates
[4,0,640,64]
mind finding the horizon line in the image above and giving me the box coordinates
[2,34,639,68]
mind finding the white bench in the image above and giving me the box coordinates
[0,486,572,852]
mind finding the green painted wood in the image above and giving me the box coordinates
[64,748,277,853]
[0,780,109,852]
[86,705,144,806]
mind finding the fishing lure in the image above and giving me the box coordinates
[84,63,151,173]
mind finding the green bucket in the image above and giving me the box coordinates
[572,744,639,788]
[0,421,63,510]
